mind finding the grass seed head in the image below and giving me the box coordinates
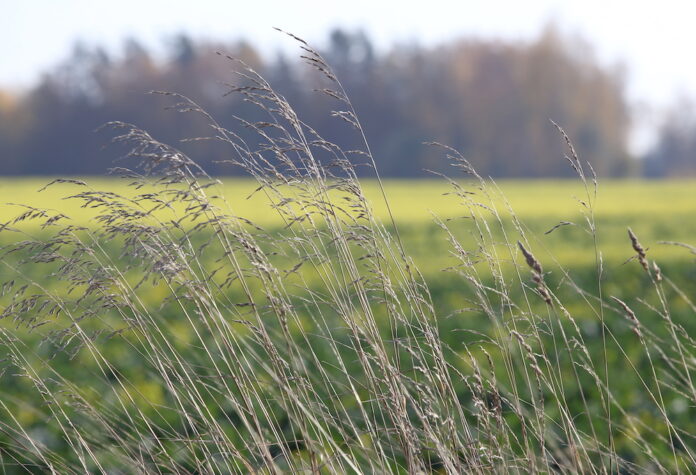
[627,227,649,272]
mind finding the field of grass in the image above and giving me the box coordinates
[1,48,695,472]
[4,177,696,267]
[1,173,695,472]
[5,177,696,223]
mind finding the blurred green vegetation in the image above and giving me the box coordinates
[3,178,695,266]
[1,178,695,470]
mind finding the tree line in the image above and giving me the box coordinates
[0,27,691,177]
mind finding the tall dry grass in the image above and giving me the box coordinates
[0,32,694,473]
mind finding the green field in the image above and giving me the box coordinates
[3,177,696,266]
[1,177,695,472]
[4,177,695,223]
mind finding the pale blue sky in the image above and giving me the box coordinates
[1,0,692,151]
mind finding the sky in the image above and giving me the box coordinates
[2,0,693,151]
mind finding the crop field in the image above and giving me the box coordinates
[3,177,695,264]
[1,175,695,472]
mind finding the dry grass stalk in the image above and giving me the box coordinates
[517,241,551,305]
[628,227,649,272]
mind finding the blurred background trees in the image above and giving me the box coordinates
[644,95,696,177]
[0,27,690,177]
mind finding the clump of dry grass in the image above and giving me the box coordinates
[0,32,695,474]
